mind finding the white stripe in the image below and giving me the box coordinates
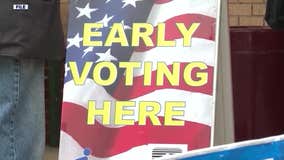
[131,38,215,76]
[63,79,213,126]
[59,131,152,160]
[148,0,217,25]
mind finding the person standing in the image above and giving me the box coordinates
[265,0,284,29]
[0,0,64,159]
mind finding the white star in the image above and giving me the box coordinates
[82,47,94,58]
[67,33,82,48]
[76,3,97,19]
[122,0,143,8]
[96,49,117,62]
[97,14,114,27]
[121,20,132,30]
[65,63,70,77]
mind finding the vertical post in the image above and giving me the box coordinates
[46,60,64,147]
[213,0,235,146]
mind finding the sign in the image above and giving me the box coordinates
[59,0,221,159]
[165,135,284,160]
[13,4,29,10]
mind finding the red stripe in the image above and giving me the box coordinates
[154,0,172,4]
[112,63,214,100]
[61,102,211,158]
[134,14,216,52]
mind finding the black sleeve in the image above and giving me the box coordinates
[265,0,284,29]
[0,0,65,60]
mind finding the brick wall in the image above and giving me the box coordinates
[229,0,267,26]
[59,0,268,33]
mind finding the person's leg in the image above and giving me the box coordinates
[0,56,45,160]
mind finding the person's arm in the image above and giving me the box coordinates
[265,0,284,29]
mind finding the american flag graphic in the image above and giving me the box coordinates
[59,0,218,159]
